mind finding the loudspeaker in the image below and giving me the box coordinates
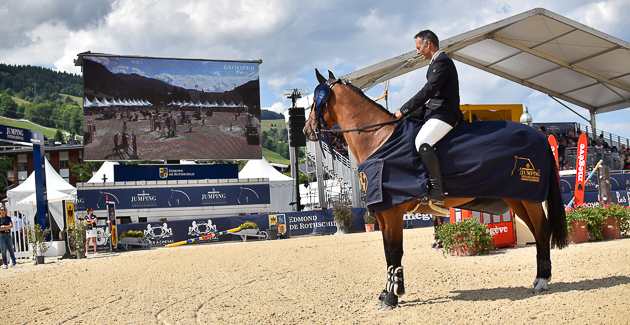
[288,107,306,147]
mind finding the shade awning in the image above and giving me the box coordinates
[342,7,630,116]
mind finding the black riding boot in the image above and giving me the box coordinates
[418,143,445,205]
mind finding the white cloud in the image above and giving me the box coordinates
[1,0,629,137]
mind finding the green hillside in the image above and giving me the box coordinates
[60,94,83,107]
[262,118,286,133]
[10,96,29,105]
[263,148,289,165]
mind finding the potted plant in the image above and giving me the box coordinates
[332,203,354,234]
[364,211,377,232]
[26,223,51,264]
[436,218,494,256]
[565,205,589,244]
[119,230,145,244]
[68,219,88,259]
[599,202,630,239]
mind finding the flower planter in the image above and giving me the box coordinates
[569,221,588,244]
[602,217,621,240]
[454,245,478,257]
[365,224,375,232]
[77,250,86,259]
[452,235,478,256]
[35,256,45,265]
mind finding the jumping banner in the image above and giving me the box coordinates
[574,133,588,206]
[548,134,558,170]
[107,202,117,249]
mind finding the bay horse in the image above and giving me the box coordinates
[304,70,568,309]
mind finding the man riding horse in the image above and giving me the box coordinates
[395,30,462,206]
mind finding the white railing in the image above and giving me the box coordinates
[3,205,35,260]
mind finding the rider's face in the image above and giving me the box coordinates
[416,38,432,60]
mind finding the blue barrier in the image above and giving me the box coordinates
[116,208,438,247]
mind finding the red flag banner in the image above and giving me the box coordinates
[574,133,588,206]
[548,134,558,170]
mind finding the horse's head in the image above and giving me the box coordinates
[303,69,339,142]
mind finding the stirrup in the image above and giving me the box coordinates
[428,201,449,216]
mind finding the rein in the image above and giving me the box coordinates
[319,119,398,134]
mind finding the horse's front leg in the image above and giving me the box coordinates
[375,206,407,310]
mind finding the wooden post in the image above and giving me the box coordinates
[597,165,611,205]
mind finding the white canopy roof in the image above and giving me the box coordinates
[239,157,293,181]
[87,161,119,183]
[7,158,76,205]
[343,7,630,117]
[17,189,74,205]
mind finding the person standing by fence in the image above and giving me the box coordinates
[0,206,19,268]
[84,208,98,254]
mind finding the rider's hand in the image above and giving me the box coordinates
[395,110,403,119]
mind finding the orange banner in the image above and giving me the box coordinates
[574,133,588,206]
[548,134,558,170]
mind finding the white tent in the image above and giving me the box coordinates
[7,158,76,232]
[7,158,75,205]
[88,161,119,183]
[239,157,294,213]
[17,189,74,204]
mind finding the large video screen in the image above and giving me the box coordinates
[81,54,262,160]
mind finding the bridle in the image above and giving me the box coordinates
[308,79,398,134]
[306,78,398,158]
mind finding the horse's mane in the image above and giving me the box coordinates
[341,81,396,118]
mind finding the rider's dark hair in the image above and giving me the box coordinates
[414,30,439,48]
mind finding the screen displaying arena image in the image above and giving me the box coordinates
[80,54,263,160]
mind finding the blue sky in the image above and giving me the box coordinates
[1,0,629,137]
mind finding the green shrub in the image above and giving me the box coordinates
[436,218,494,256]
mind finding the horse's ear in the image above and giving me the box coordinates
[315,69,326,84]
[328,70,336,80]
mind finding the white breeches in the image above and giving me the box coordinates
[414,119,453,151]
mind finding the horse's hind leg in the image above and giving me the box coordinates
[504,200,551,294]
[522,200,552,293]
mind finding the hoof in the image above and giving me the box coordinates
[533,277,550,294]
[378,303,395,311]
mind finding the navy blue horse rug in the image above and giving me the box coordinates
[358,119,551,213]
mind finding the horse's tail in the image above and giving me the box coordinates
[547,148,568,249]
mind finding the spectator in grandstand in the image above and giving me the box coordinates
[625,155,630,170]
[558,138,566,161]
[563,160,572,170]
[568,127,576,140]
[539,126,548,136]
[612,146,620,161]
[557,155,564,168]
[0,206,18,268]
[333,138,348,156]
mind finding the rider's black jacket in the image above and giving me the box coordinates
[399,51,463,127]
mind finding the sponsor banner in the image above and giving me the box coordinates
[75,184,270,211]
[560,174,628,194]
[548,135,558,170]
[108,203,117,247]
[116,209,440,247]
[563,190,630,208]
[94,226,113,252]
[533,123,577,136]
[0,125,44,145]
[65,202,75,227]
[574,133,588,206]
[114,164,238,182]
